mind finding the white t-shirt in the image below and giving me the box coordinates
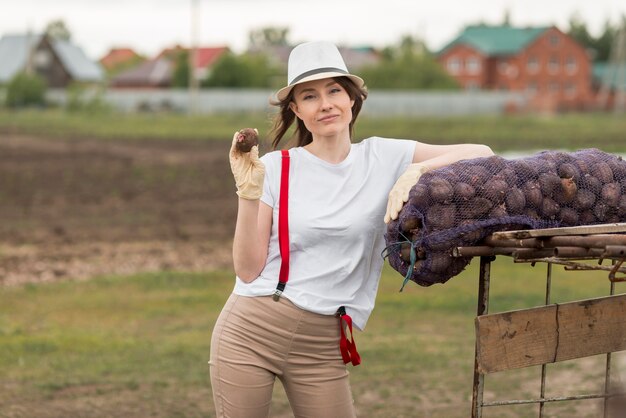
[233,136,416,330]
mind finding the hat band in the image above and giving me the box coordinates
[289,67,348,85]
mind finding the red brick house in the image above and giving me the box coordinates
[437,25,593,111]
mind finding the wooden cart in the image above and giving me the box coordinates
[454,223,626,418]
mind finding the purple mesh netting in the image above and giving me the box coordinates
[383,149,626,287]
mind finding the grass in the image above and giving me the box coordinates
[0,109,625,153]
[1,260,624,417]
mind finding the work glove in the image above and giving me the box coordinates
[229,130,265,200]
[384,163,429,224]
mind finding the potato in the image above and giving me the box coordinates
[426,204,456,229]
[489,204,507,218]
[512,159,538,179]
[538,173,561,196]
[409,184,429,208]
[558,163,578,180]
[574,189,596,210]
[582,174,602,195]
[579,210,596,224]
[235,128,259,153]
[554,177,577,204]
[481,179,508,203]
[464,166,491,186]
[593,202,610,222]
[540,197,560,218]
[453,182,475,201]
[428,253,452,274]
[523,181,543,208]
[401,216,422,234]
[558,207,579,225]
[601,183,621,207]
[591,162,614,183]
[464,197,493,219]
[505,188,526,214]
[428,178,454,203]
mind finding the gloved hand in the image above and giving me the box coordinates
[229,130,265,200]
[384,163,429,224]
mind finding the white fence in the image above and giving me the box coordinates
[47,88,529,116]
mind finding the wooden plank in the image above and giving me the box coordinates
[491,223,626,240]
[476,293,626,374]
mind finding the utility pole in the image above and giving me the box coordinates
[189,0,200,115]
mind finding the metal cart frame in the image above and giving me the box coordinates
[457,224,626,418]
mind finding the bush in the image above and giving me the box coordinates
[65,83,111,114]
[5,72,47,108]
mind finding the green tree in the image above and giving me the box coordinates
[359,37,459,90]
[248,26,290,48]
[568,14,617,62]
[5,72,47,108]
[567,13,594,52]
[45,19,72,41]
[595,19,617,62]
[202,52,277,88]
[172,50,189,88]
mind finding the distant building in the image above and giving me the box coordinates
[110,45,228,89]
[99,47,143,72]
[0,33,104,87]
[437,25,593,111]
[248,44,381,72]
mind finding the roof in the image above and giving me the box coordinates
[52,39,104,81]
[593,62,626,89]
[100,48,141,69]
[110,58,172,87]
[0,33,104,83]
[437,24,550,56]
[155,45,229,69]
[196,47,229,69]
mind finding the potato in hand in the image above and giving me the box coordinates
[235,128,259,153]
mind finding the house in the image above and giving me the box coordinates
[0,33,104,87]
[108,57,172,88]
[99,47,143,73]
[156,45,229,80]
[592,62,626,111]
[110,45,228,88]
[437,25,593,111]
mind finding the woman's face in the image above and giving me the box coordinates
[289,78,355,140]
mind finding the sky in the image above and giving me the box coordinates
[1,0,625,60]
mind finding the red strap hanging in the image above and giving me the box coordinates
[273,149,290,301]
[338,307,361,366]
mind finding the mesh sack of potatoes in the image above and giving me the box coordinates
[383,148,626,288]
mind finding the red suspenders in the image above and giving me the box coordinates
[272,149,291,302]
[272,148,360,366]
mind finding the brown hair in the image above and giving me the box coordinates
[269,77,368,150]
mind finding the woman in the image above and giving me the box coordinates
[210,41,493,418]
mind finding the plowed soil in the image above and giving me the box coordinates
[0,135,236,285]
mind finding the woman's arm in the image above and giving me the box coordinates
[412,142,495,168]
[232,199,272,283]
[384,142,494,223]
[228,130,272,282]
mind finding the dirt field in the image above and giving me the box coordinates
[0,135,236,285]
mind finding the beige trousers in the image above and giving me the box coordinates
[209,293,357,418]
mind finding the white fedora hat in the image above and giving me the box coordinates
[274,41,365,102]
